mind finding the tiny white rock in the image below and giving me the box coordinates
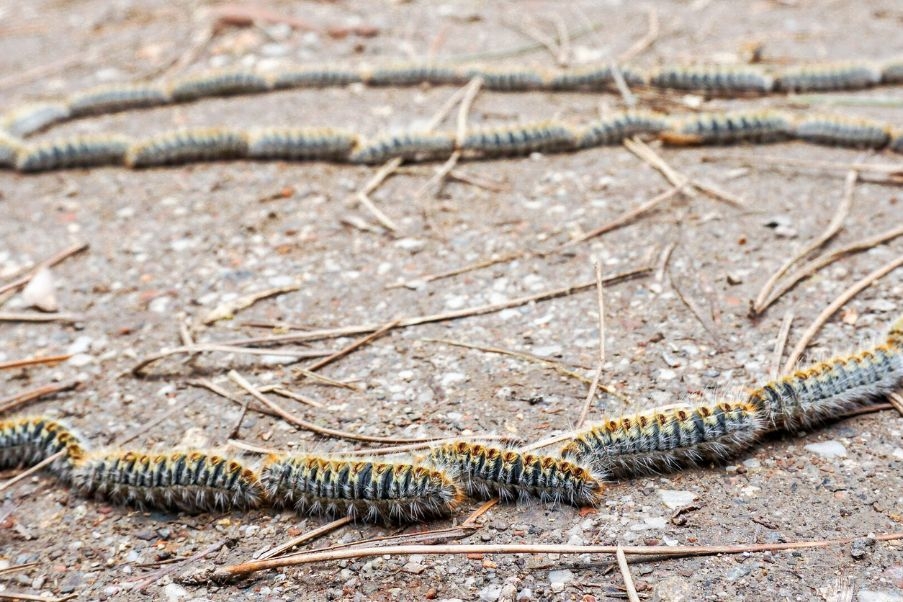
[21,267,58,312]
[804,440,847,459]
[658,489,696,510]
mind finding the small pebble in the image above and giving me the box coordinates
[857,591,903,602]
[652,576,695,602]
[658,489,696,510]
[548,569,574,592]
[804,440,847,459]
[479,584,503,601]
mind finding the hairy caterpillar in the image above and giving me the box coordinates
[464,67,548,91]
[362,63,468,87]
[774,62,882,92]
[549,65,616,91]
[0,417,85,481]
[426,441,604,507]
[168,69,272,102]
[247,127,357,161]
[70,450,264,513]
[15,135,131,172]
[460,121,577,156]
[260,454,463,523]
[348,131,455,164]
[791,114,890,149]
[125,128,249,167]
[882,57,903,84]
[271,67,362,89]
[67,84,171,117]
[890,129,903,154]
[747,341,903,431]
[660,110,791,146]
[560,402,763,479]
[647,65,774,94]
[0,132,22,167]
[577,111,667,148]
[0,103,71,137]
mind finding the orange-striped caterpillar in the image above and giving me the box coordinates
[775,62,882,92]
[792,114,890,149]
[67,84,171,117]
[464,66,548,91]
[168,69,272,102]
[560,402,763,479]
[660,110,791,146]
[0,103,71,137]
[247,127,357,161]
[70,450,264,513]
[15,135,131,172]
[125,128,249,167]
[271,67,362,89]
[460,121,577,156]
[0,417,85,481]
[362,63,467,87]
[426,441,604,507]
[647,65,774,94]
[576,110,667,148]
[747,341,903,432]
[0,131,22,167]
[349,131,455,164]
[260,454,463,523]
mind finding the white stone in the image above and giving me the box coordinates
[548,569,573,591]
[804,440,847,459]
[858,591,903,602]
[658,489,696,510]
[163,583,189,601]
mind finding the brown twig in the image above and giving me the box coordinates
[888,392,903,418]
[0,354,71,370]
[0,562,39,577]
[260,386,324,408]
[507,17,561,64]
[202,284,300,325]
[0,380,79,415]
[386,251,527,290]
[0,450,65,493]
[344,434,523,457]
[128,538,231,592]
[0,243,88,298]
[575,261,608,428]
[305,319,401,372]
[701,153,903,177]
[132,344,331,375]
[0,592,77,602]
[616,545,641,602]
[186,378,281,419]
[255,517,353,560]
[0,313,83,323]
[226,440,280,455]
[783,254,903,372]
[617,7,660,63]
[609,61,637,108]
[463,499,499,526]
[770,311,794,379]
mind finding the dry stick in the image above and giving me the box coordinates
[0,354,71,370]
[757,223,903,315]
[129,538,230,592]
[0,313,83,323]
[324,524,479,555]
[256,517,353,561]
[509,17,561,64]
[616,545,641,602]
[0,243,88,298]
[701,154,903,176]
[227,439,280,455]
[202,284,300,325]
[839,402,892,419]
[609,61,637,108]
[888,392,903,418]
[617,7,660,63]
[132,344,332,375]
[519,431,575,452]
[186,378,281,419]
[783,254,903,372]
[0,592,77,602]
[386,251,527,290]
[770,310,794,379]
[450,18,606,63]
[0,562,39,577]
[344,433,522,456]
[0,450,65,493]
[305,319,401,372]
[575,260,607,428]
[552,13,571,65]
[0,380,79,415]
[261,386,324,408]
[227,370,436,444]
[215,532,903,579]
[753,171,856,315]
[290,369,359,391]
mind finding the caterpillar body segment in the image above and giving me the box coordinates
[549,65,614,91]
[125,128,249,167]
[577,111,668,148]
[426,442,604,507]
[647,65,774,94]
[0,132,23,168]
[0,417,85,481]
[660,110,791,146]
[1,103,71,138]
[67,84,171,117]
[889,129,903,154]
[560,402,764,479]
[881,57,903,84]
[260,455,463,524]
[775,62,882,92]
[465,67,548,91]
[747,342,903,431]
[168,69,272,102]
[348,131,455,164]
[362,63,468,87]
[247,127,357,161]
[460,121,577,156]
[70,450,264,513]
[270,67,362,89]
[791,114,890,149]
[15,135,131,172]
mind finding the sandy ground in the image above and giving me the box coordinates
[1,1,903,600]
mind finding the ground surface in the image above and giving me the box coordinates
[1,1,902,601]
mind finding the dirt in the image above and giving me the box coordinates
[1,1,903,600]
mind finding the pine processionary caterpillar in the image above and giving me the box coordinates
[774,62,882,92]
[0,417,85,481]
[67,84,171,117]
[577,111,667,148]
[168,69,272,102]
[747,341,903,432]
[660,110,791,146]
[362,63,468,87]
[792,114,890,149]
[125,128,249,167]
[0,131,23,167]
[560,402,763,479]
[426,441,604,507]
[260,455,463,523]
[247,127,358,161]
[881,57,903,84]
[0,103,71,138]
[465,67,548,91]
[460,121,577,156]
[270,67,362,89]
[890,129,903,154]
[549,65,615,91]
[647,65,774,94]
[15,135,131,172]
[70,450,264,513]
[348,131,455,164]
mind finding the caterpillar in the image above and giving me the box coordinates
[362,63,468,87]
[460,121,577,156]
[660,110,791,146]
[260,454,463,523]
[0,131,22,167]
[791,114,890,149]
[15,134,131,172]
[67,83,171,117]
[464,66,548,91]
[560,402,764,479]
[882,57,903,84]
[774,62,882,92]
[348,131,455,164]
[69,450,264,513]
[125,128,249,167]
[0,417,85,481]
[168,69,272,102]
[247,127,358,161]
[747,341,903,432]
[270,67,362,89]
[647,65,774,94]
[426,441,604,507]
[577,110,667,148]
[0,103,71,137]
